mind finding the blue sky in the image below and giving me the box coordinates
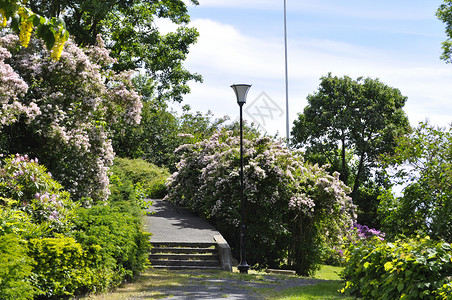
[165,0,452,136]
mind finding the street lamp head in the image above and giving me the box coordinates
[231,84,251,106]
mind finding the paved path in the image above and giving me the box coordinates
[146,270,321,300]
[143,199,222,243]
[138,199,322,300]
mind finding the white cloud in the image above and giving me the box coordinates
[179,16,452,136]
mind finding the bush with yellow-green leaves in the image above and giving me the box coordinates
[341,235,452,299]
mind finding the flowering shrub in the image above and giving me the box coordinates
[323,223,385,266]
[0,154,151,298]
[353,223,385,240]
[0,154,77,233]
[165,130,356,275]
[0,34,142,203]
[341,236,452,299]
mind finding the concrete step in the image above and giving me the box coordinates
[151,265,221,270]
[149,258,220,267]
[150,253,219,260]
[150,241,222,270]
[152,247,217,254]
[152,242,216,248]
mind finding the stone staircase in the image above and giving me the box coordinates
[150,242,223,270]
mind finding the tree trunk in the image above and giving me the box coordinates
[291,216,319,276]
[340,138,348,184]
[351,151,365,199]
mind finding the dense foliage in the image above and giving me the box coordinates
[437,0,452,63]
[0,154,151,299]
[110,157,170,199]
[379,122,452,242]
[0,233,36,300]
[341,236,452,299]
[0,0,68,60]
[165,130,356,275]
[28,0,202,102]
[0,34,142,203]
[291,74,410,228]
[112,98,228,172]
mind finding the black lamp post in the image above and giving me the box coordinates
[231,83,251,274]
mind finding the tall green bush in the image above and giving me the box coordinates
[380,122,452,242]
[0,233,37,300]
[28,236,98,298]
[341,236,452,299]
[110,157,170,199]
[0,154,152,297]
[73,202,151,284]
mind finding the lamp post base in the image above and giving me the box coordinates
[237,262,249,274]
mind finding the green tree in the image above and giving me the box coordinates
[437,0,452,63]
[28,0,202,102]
[291,74,410,227]
[379,122,452,242]
[112,100,228,171]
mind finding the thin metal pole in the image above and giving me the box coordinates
[284,0,290,144]
[238,103,249,274]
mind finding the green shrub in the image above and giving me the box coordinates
[341,236,452,299]
[73,201,151,286]
[0,234,37,300]
[0,155,152,297]
[28,236,101,298]
[111,157,169,199]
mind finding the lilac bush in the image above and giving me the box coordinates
[353,223,385,240]
[0,34,142,203]
[0,154,77,233]
[165,130,356,275]
[323,223,386,266]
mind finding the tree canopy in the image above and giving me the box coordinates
[379,122,452,242]
[291,74,410,226]
[437,0,452,63]
[28,0,202,102]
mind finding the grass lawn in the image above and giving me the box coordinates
[80,265,353,299]
[262,265,354,300]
